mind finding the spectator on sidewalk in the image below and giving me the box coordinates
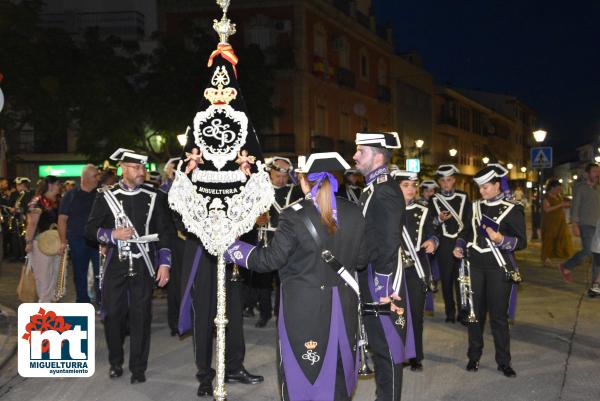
[560,163,600,283]
[541,179,573,267]
[24,176,62,303]
[58,164,101,304]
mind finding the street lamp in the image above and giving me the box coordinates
[520,166,527,173]
[573,174,578,180]
[533,129,547,143]
[595,156,600,163]
[507,163,514,170]
[482,156,490,164]
[449,148,458,157]
[415,139,424,149]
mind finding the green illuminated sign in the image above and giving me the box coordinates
[39,164,87,177]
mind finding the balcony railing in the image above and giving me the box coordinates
[259,134,295,154]
[336,67,356,89]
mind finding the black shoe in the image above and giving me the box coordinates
[409,359,423,371]
[445,317,456,323]
[170,329,178,337]
[130,373,146,384]
[109,365,123,378]
[225,368,264,384]
[255,318,269,328]
[243,307,255,318]
[466,360,479,372]
[498,365,516,378]
[197,382,214,397]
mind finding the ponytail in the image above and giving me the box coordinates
[312,177,337,235]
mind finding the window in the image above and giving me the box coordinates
[359,48,369,81]
[334,36,350,68]
[315,99,327,134]
[377,58,387,85]
[313,23,327,57]
[459,105,471,131]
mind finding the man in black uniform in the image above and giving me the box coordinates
[353,132,413,401]
[430,164,471,323]
[85,148,173,384]
[337,169,362,204]
[245,156,303,327]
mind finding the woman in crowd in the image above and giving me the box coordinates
[25,175,62,302]
[541,179,573,267]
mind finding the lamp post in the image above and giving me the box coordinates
[449,148,457,158]
[532,129,547,240]
[482,156,490,165]
[415,139,424,161]
[507,162,514,170]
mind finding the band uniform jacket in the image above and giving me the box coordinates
[456,195,527,268]
[402,199,437,281]
[227,198,367,401]
[337,183,362,205]
[85,181,174,276]
[429,190,471,239]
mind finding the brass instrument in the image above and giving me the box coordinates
[97,245,107,290]
[55,244,69,300]
[356,293,374,376]
[458,258,478,324]
[115,204,136,277]
[230,264,243,282]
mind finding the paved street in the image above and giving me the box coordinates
[0,241,599,401]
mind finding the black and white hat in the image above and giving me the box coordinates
[436,164,460,178]
[266,156,293,173]
[296,152,351,174]
[419,180,438,189]
[344,169,359,176]
[109,148,148,165]
[14,177,31,184]
[473,163,509,186]
[391,169,418,182]
[355,132,401,149]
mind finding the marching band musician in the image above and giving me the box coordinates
[224,152,368,401]
[8,177,33,261]
[85,148,174,384]
[391,170,439,372]
[419,180,438,204]
[337,169,363,204]
[430,165,471,323]
[245,156,303,327]
[353,132,414,401]
[453,164,526,377]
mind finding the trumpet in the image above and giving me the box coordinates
[115,207,136,277]
[55,245,69,300]
[458,258,478,324]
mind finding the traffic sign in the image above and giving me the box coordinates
[406,158,421,173]
[531,146,552,169]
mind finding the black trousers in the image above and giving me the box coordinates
[467,264,512,366]
[185,241,245,384]
[243,271,273,320]
[405,267,426,362]
[102,258,154,374]
[167,236,185,333]
[437,237,461,320]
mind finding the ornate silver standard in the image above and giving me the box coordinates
[168,2,274,400]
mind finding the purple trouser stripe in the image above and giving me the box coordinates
[425,291,434,313]
[99,248,114,320]
[507,253,519,320]
[178,246,203,335]
[279,286,357,400]
[367,264,416,364]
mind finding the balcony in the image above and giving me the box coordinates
[259,134,295,154]
[311,135,334,153]
[336,67,356,89]
[377,85,391,103]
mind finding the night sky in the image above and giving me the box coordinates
[373,0,600,160]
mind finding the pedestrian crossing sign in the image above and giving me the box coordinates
[406,158,421,173]
[531,147,552,168]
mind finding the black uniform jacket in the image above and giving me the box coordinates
[245,197,368,383]
[429,190,471,239]
[402,200,437,278]
[456,196,527,269]
[85,182,174,269]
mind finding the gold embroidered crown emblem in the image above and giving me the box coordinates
[304,340,318,350]
[204,65,238,105]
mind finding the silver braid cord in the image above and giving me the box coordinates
[213,254,229,400]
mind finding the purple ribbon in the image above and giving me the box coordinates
[307,172,339,222]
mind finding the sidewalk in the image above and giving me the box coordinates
[0,243,598,400]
